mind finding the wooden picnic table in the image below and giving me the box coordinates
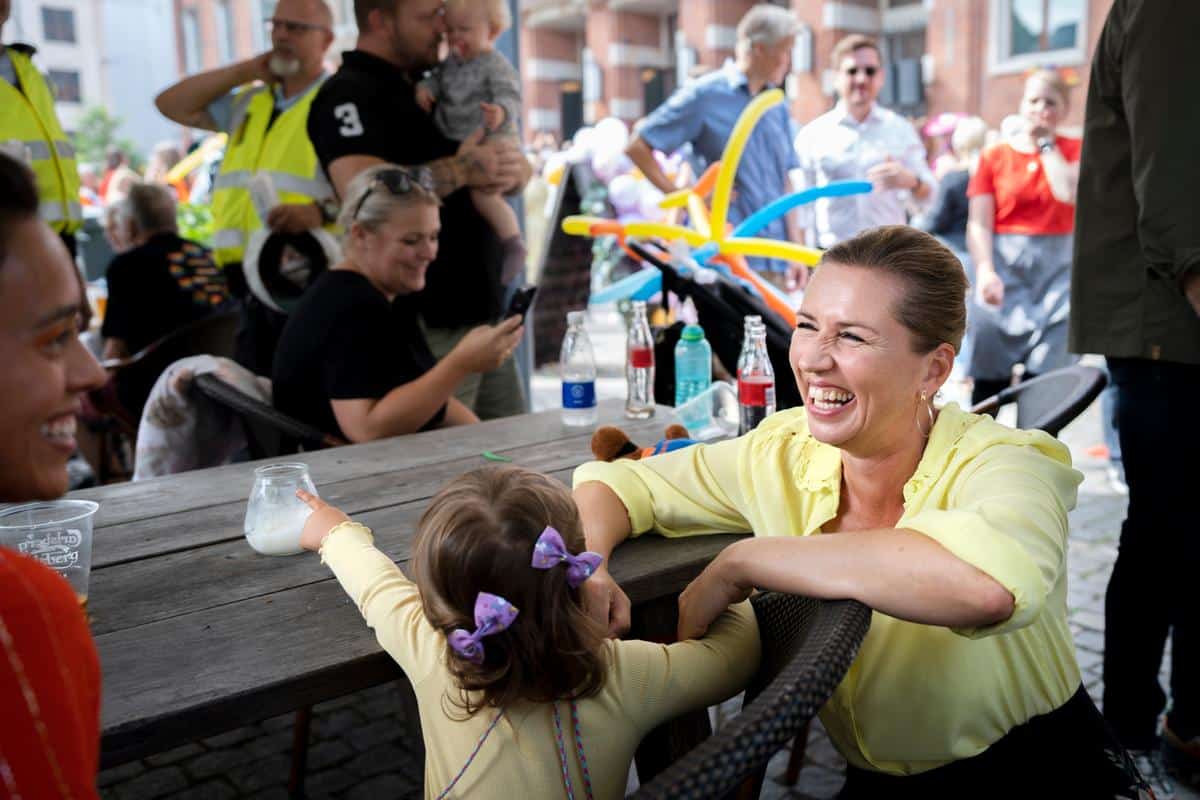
[78,401,747,768]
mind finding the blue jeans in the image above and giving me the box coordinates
[1102,357,1200,747]
[1100,365,1123,479]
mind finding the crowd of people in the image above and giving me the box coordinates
[1,0,1197,797]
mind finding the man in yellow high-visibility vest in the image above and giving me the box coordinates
[0,0,84,257]
[156,0,337,375]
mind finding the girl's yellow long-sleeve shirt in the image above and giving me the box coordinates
[320,523,760,798]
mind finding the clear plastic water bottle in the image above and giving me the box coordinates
[625,300,655,419]
[738,320,776,435]
[560,311,598,427]
[674,324,712,408]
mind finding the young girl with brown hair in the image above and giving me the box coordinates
[297,465,759,798]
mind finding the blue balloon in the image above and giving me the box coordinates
[589,268,661,305]
[730,181,872,239]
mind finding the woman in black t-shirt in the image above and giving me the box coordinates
[272,165,523,442]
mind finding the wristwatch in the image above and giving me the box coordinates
[1037,136,1056,154]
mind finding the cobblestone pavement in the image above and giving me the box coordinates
[100,310,1196,799]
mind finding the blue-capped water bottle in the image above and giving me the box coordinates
[561,311,598,427]
[674,324,712,408]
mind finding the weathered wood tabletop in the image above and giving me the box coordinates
[77,401,746,767]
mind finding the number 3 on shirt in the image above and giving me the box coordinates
[334,103,364,138]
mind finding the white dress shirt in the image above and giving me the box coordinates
[794,102,935,248]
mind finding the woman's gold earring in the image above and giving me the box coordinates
[916,390,935,438]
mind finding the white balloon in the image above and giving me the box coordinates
[591,149,631,184]
[607,174,641,213]
[637,183,666,221]
[571,126,597,155]
[594,117,629,151]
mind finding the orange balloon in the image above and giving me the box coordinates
[712,253,797,327]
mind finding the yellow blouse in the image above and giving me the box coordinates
[573,403,1084,775]
[320,523,760,798]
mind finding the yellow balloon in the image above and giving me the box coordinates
[561,215,605,236]
[546,163,565,185]
[622,222,709,247]
[720,236,823,266]
[686,193,711,238]
[165,133,227,185]
[708,89,785,243]
[658,188,691,209]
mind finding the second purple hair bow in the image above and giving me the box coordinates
[531,527,604,588]
[447,592,519,665]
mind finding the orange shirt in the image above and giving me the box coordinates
[0,549,101,798]
[967,136,1081,235]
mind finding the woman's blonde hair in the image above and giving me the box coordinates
[1024,68,1071,110]
[951,116,988,173]
[337,164,440,232]
[410,466,608,717]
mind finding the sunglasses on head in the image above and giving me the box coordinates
[845,65,878,78]
[352,168,436,221]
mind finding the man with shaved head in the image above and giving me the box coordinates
[156,0,339,374]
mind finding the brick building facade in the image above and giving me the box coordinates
[520,0,1111,143]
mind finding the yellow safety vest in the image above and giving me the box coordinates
[0,46,82,234]
[211,80,333,267]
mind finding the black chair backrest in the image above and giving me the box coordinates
[192,372,345,459]
[969,365,1107,437]
[113,310,240,422]
[631,593,871,800]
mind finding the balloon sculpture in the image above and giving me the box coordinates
[562,89,872,324]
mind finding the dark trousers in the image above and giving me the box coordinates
[838,686,1148,798]
[1103,357,1200,748]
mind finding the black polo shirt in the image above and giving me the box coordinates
[308,50,503,329]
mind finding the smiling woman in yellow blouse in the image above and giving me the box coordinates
[572,225,1153,797]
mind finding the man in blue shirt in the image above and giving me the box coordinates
[625,4,801,284]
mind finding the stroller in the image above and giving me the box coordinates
[628,241,803,411]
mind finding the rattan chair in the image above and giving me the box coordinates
[631,593,871,799]
[968,364,1107,436]
[192,372,346,459]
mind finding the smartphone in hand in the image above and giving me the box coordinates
[504,286,538,322]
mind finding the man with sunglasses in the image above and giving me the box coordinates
[793,34,933,254]
[307,0,532,421]
[156,0,339,375]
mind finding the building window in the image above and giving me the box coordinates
[215,1,236,64]
[182,9,202,73]
[990,0,1086,74]
[42,7,76,43]
[48,69,81,103]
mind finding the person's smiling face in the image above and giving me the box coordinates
[358,204,441,298]
[790,262,945,457]
[0,218,106,501]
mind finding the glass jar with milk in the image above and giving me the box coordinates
[244,463,318,556]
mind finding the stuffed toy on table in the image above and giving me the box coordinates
[591,423,700,462]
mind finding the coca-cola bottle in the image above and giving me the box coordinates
[625,300,655,419]
[738,320,775,434]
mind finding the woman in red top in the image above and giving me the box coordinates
[965,69,1081,404]
[0,152,108,798]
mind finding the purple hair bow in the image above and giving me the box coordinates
[447,592,519,665]
[531,527,604,588]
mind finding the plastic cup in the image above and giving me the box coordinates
[0,500,99,605]
[673,381,739,441]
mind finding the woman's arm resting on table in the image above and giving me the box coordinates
[440,397,479,427]
[678,529,1014,639]
[332,358,470,442]
[573,481,634,636]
